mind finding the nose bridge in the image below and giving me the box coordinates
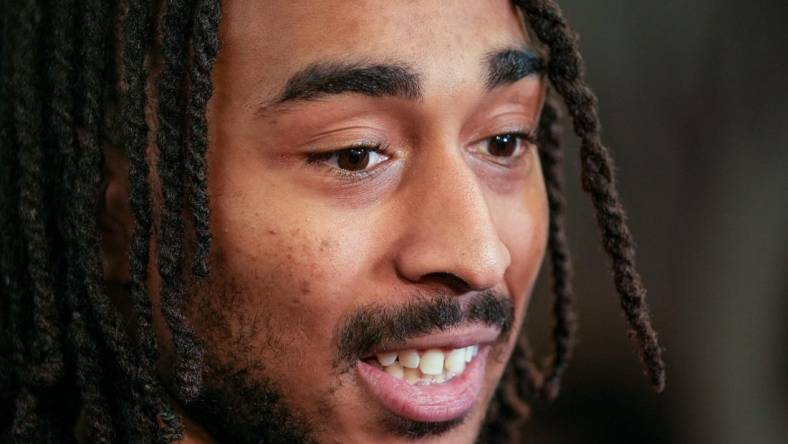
[394,148,511,290]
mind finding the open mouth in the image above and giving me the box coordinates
[363,345,480,385]
[356,327,497,423]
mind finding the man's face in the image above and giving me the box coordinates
[146,1,548,442]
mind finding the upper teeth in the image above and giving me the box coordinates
[377,351,398,366]
[374,345,479,385]
[399,350,420,369]
[419,350,445,375]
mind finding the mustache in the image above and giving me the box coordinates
[334,290,514,368]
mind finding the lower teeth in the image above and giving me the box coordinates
[410,370,459,385]
[383,363,461,385]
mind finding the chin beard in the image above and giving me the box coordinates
[383,414,467,439]
[176,288,514,443]
[178,356,317,444]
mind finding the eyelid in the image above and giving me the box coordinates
[468,130,535,167]
[305,142,390,163]
[520,130,537,144]
[470,128,536,150]
[305,143,393,181]
[497,126,536,141]
[305,138,387,160]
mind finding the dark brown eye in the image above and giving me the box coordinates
[476,133,533,166]
[488,133,521,157]
[308,145,391,176]
[336,148,371,171]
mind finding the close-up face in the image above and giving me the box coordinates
[11,0,785,442]
[140,0,548,443]
[4,0,699,442]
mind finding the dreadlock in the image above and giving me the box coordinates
[51,1,115,442]
[14,0,63,397]
[0,0,664,442]
[1,0,220,441]
[154,0,204,404]
[122,0,183,440]
[480,95,573,443]
[517,0,667,393]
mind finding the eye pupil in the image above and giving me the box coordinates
[337,148,370,171]
[490,134,518,157]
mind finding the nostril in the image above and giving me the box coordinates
[419,272,472,294]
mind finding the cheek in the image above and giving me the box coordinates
[204,211,338,344]
[195,179,379,381]
[198,116,388,391]
[497,174,549,320]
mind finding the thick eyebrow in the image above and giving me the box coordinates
[269,62,422,107]
[484,47,545,89]
[259,47,544,114]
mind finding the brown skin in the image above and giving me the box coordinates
[102,1,548,443]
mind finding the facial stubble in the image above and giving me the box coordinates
[177,278,514,443]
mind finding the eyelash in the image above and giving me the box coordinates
[305,143,392,180]
[305,130,536,180]
[478,130,537,163]
[509,131,537,145]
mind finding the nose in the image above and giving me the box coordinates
[393,149,511,291]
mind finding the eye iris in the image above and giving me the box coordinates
[489,134,518,157]
[337,148,370,171]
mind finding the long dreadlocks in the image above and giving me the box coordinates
[0,0,665,442]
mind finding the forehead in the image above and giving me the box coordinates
[218,0,531,100]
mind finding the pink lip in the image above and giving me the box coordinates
[357,346,488,423]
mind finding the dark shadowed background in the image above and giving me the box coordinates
[521,1,788,443]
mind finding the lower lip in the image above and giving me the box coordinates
[356,347,488,423]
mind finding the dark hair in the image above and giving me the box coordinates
[0,0,665,442]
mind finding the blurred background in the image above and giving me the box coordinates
[522,1,788,443]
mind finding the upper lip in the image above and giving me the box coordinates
[359,325,501,359]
